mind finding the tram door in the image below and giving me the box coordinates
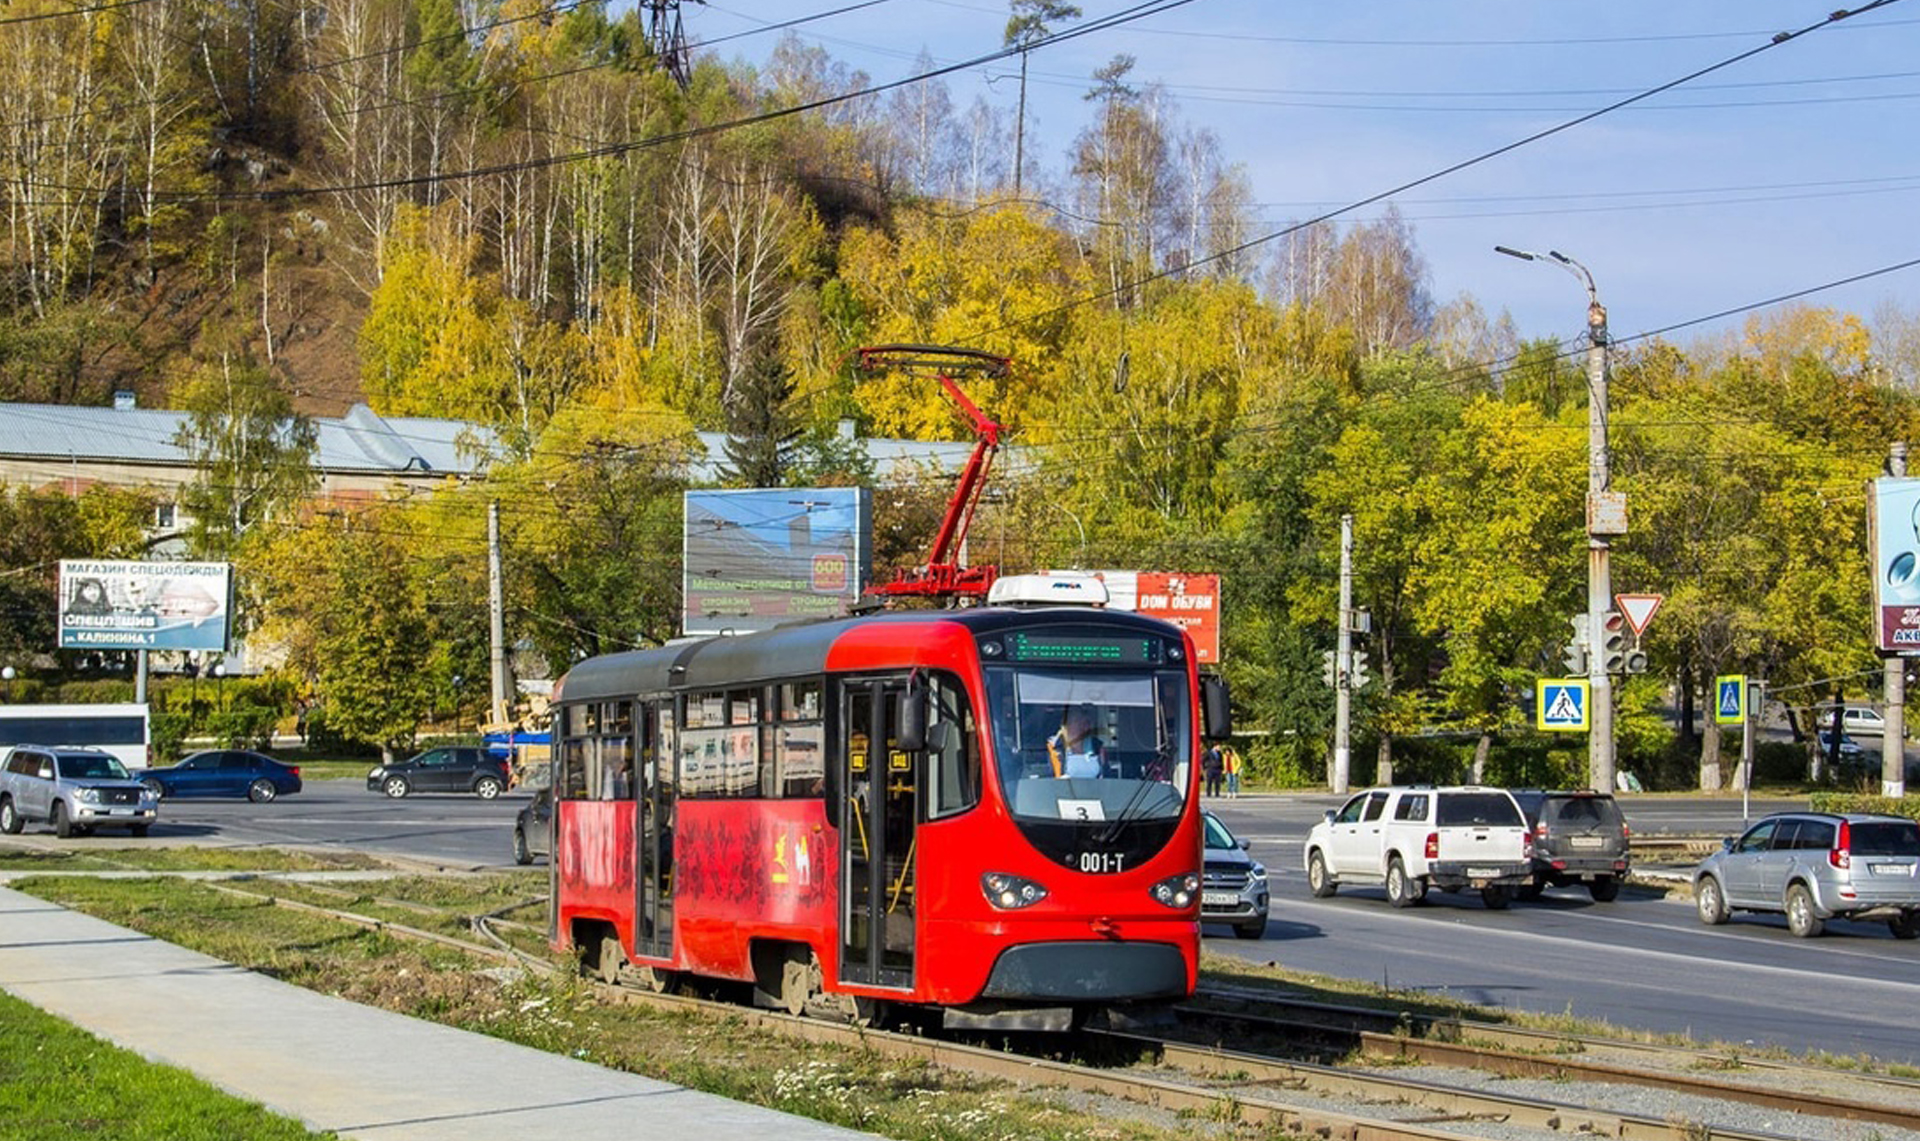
[838,677,917,990]
[636,700,674,958]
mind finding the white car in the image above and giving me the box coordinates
[1303,785,1533,909]
[1818,706,1887,736]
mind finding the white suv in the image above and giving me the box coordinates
[1303,786,1533,909]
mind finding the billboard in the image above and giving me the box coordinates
[58,560,232,652]
[683,488,872,636]
[1871,476,1920,652]
[1087,570,1222,663]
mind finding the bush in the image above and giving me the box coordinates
[1810,792,1920,818]
[1242,736,1321,789]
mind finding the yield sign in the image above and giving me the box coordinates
[1615,593,1664,637]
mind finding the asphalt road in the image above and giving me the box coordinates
[19,780,1920,1065]
[1203,793,1920,1065]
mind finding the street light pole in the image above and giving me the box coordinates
[1497,246,1617,794]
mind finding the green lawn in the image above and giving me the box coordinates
[0,988,336,1141]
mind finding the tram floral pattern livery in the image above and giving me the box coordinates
[676,805,835,917]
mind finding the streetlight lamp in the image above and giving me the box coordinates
[1,665,14,701]
[210,662,228,717]
[1496,245,1619,794]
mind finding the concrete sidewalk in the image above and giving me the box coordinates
[0,886,876,1141]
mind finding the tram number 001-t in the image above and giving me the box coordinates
[1077,852,1126,874]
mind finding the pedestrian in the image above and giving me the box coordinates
[1222,743,1242,798]
[1202,742,1224,797]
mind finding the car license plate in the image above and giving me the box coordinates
[1568,836,1604,849]
[1468,867,1500,878]
[1201,891,1239,907]
[1870,863,1912,876]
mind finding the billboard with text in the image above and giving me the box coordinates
[57,560,232,652]
[683,488,872,636]
[1086,570,1222,663]
[1872,476,1920,652]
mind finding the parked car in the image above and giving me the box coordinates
[368,746,510,799]
[1303,785,1533,909]
[1508,789,1630,901]
[1815,730,1868,767]
[513,786,552,865]
[140,749,302,802]
[1818,706,1888,736]
[1693,811,1920,938]
[0,745,158,837]
[1200,810,1267,939]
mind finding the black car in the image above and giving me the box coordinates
[367,746,510,799]
[513,786,552,865]
[1509,789,1630,901]
[141,750,302,803]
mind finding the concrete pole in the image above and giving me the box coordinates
[488,500,510,727]
[1333,513,1353,794]
[1886,443,1908,798]
[1585,294,1615,795]
[135,649,147,705]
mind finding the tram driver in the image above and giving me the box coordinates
[1046,703,1106,779]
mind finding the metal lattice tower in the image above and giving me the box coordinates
[643,0,694,90]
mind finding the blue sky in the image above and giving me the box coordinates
[688,1,1919,355]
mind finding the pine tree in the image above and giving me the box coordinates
[721,344,800,488]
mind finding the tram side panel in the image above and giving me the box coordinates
[671,798,836,981]
[554,801,635,934]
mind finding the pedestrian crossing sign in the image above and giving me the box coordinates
[1536,678,1590,732]
[1715,675,1747,725]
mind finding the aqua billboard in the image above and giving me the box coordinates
[682,488,872,635]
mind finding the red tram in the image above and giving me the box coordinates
[543,575,1230,1031]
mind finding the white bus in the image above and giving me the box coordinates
[0,703,150,769]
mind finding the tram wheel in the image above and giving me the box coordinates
[597,933,626,985]
[633,965,680,994]
[780,949,820,1016]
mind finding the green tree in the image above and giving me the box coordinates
[172,344,316,565]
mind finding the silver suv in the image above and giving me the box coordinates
[1201,811,1267,939]
[1693,812,1920,938]
[0,745,158,837]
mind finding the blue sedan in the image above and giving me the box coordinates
[140,750,302,802]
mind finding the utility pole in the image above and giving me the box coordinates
[488,500,510,727]
[1498,245,1617,793]
[1887,443,1909,798]
[1333,513,1353,795]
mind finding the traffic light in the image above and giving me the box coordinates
[1600,610,1628,674]
[1322,649,1336,688]
[1562,614,1590,675]
[1351,650,1369,690]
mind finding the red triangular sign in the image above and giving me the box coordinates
[1615,593,1663,637]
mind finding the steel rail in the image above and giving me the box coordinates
[201,883,1832,1141]
[1175,1000,1920,1133]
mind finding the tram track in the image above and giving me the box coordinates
[195,880,1919,1141]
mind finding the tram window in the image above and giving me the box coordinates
[559,736,589,800]
[926,673,980,819]
[599,734,633,800]
[685,691,725,729]
[777,722,825,797]
[729,689,759,725]
[604,701,632,736]
[779,681,822,721]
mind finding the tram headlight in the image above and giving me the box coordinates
[1150,872,1200,910]
[981,872,1049,910]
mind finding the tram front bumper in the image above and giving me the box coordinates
[977,940,1189,1002]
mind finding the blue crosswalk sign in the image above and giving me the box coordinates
[1536,678,1589,732]
[1716,675,1747,725]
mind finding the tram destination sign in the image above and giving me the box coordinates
[1004,632,1161,664]
[683,488,873,636]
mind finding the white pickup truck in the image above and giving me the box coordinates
[1303,785,1533,909]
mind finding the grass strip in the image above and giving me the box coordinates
[0,987,336,1141]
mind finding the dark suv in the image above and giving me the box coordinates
[367,746,510,799]
[1509,789,1630,902]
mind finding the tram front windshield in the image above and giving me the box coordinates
[982,666,1192,822]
